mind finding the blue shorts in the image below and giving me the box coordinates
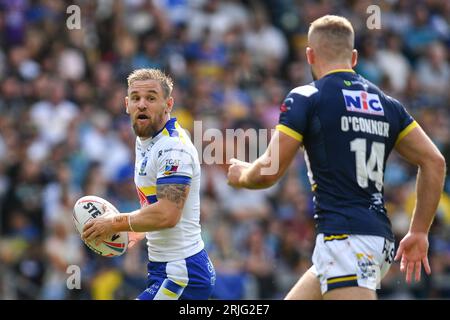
[137,249,216,300]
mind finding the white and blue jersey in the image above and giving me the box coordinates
[134,117,215,299]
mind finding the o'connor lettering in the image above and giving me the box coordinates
[341,116,389,138]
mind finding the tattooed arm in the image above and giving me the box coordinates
[157,184,189,211]
[126,183,190,232]
[82,184,190,242]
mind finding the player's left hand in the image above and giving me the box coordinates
[128,232,146,249]
[394,231,431,283]
[82,214,115,245]
[227,158,251,188]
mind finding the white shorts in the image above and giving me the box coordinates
[310,233,394,294]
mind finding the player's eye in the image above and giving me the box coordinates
[147,96,156,101]
[131,96,139,102]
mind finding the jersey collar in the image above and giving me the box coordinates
[152,117,177,139]
[137,117,177,146]
[324,69,355,77]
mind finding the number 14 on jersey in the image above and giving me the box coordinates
[350,138,385,192]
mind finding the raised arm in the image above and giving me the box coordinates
[228,85,316,189]
[227,130,302,189]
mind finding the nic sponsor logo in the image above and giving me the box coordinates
[342,89,384,116]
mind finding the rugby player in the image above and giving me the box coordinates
[228,15,446,300]
[83,68,216,300]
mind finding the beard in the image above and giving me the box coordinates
[132,121,154,138]
[132,112,166,138]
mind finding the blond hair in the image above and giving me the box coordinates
[308,15,354,62]
[127,68,174,98]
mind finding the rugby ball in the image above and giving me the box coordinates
[73,195,128,257]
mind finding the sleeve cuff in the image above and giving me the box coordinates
[276,124,303,142]
[395,121,418,145]
[157,175,192,185]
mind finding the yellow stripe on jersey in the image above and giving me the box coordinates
[395,121,418,146]
[161,288,179,298]
[174,280,187,288]
[327,275,358,284]
[356,253,365,260]
[162,128,170,136]
[276,124,303,142]
[175,121,187,144]
[140,185,156,196]
[323,234,349,241]
[324,69,355,76]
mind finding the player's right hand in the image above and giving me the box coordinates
[227,158,251,188]
[394,231,431,283]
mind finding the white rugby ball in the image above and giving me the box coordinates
[73,195,128,257]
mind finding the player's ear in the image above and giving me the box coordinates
[165,97,174,114]
[351,49,358,68]
[306,47,315,65]
[125,96,129,114]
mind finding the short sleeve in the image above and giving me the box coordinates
[392,99,418,145]
[276,84,317,142]
[155,139,193,185]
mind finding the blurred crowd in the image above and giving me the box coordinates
[0,0,449,300]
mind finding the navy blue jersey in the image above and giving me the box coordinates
[277,70,417,241]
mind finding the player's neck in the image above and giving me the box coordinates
[317,63,354,79]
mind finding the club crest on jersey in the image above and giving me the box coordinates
[138,157,148,176]
[164,159,180,176]
[280,97,293,113]
[342,89,384,116]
